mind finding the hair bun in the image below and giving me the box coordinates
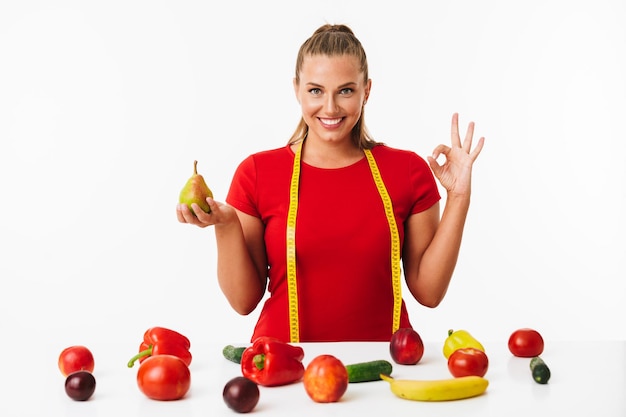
[314,23,355,36]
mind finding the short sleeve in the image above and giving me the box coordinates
[225,155,261,218]
[408,152,441,214]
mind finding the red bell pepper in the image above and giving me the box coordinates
[240,336,305,387]
[127,326,192,368]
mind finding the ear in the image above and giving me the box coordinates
[293,77,301,104]
[364,78,372,103]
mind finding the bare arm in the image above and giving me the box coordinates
[403,197,469,307]
[403,113,484,307]
[176,198,267,315]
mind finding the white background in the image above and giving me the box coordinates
[1,0,625,363]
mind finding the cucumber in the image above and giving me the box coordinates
[223,345,247,364]
[345,359,393,383]
[530,356,551,384]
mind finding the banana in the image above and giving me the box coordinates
[380,374,488,401]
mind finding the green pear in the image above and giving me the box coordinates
[179,160,213,215]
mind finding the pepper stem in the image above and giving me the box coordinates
[127,345,153,368]
[253,353,266,370]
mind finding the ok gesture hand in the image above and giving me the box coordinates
[427,113,484,197]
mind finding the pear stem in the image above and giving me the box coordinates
[193,160,198,175]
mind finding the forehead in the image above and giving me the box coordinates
[299,54,364,83]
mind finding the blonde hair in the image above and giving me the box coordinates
[288,24,381,150]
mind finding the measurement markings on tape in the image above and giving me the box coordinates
[286,143,402,342]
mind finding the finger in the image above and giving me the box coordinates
[450,113,461,148]
[426,155,442,176]
[191,203,211,222]
[206,197,217,211]
[463,121,475,153]
[431,144,450,160]
[176,204,186,223]
[469,136,485,161]
[178,203,199,225]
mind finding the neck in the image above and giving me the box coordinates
[295,137,363,169]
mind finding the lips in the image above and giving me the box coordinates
[319,117,343,126]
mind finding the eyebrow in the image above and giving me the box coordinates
[305,81,358,89]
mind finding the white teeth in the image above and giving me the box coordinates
[320,118,342,126]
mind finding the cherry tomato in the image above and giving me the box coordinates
[508,328,544,357]
[303,355,348,403]
[389,328,424,365]
[447,348,489,377]
[58,345,95,377]
[136,354,190,401]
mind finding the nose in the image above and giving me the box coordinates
[323,94,339,114]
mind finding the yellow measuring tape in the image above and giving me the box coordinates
[286,142,302,343]
[363,149,402,335]
[286,142,402,342]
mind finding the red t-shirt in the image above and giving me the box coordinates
[226,143,441,342]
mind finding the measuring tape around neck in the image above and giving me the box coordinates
[286,142,402,342]
[286,142,302,343]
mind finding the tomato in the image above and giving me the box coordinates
[58,346,95,377]
[508,328,544,357]
[389,328,424,365]
[447,348,489,377]
[302,355,348,403]
[136,354,190,401]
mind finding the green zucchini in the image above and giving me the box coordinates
[345,359,393,383]
[530,356,551,384]
[223,345,247,364]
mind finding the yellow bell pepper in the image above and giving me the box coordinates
[443,329,485,359]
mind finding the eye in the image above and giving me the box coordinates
[340,88,354,95]
[308,88,322,95]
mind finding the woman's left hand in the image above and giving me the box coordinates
[428,113,484,197]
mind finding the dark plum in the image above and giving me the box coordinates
[64,371,96,401]
[223,376,260,413]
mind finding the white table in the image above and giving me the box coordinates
[3,339,624,416]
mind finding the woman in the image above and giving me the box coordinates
[176,24,484,343]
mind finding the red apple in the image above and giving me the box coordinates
[389,328,424,365]
[58,345,95,377]
[303,355,348,403]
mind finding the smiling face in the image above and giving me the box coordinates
[294,54,370,145]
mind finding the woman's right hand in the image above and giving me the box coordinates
[176,197,236,228]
